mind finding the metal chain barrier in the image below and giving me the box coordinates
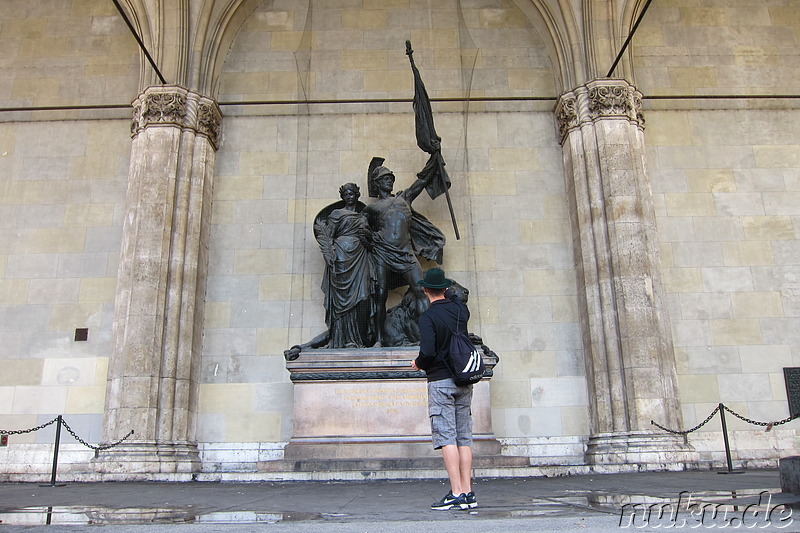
[652,404,800,435]
[59,418,134,451]
[1,416,133,450]
[652,402,800,474]
[651,405,721,435]
[0,415,134,486]
[0,416,60,436]
[720,404,800,432]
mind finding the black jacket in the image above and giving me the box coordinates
[414,293,469,382]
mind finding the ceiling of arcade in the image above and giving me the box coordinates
[119,0,645,98]
[7,2,792,111]
[217,0,557,104]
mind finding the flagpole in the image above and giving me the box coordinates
[438,156,460,240]
[405,41,460,240]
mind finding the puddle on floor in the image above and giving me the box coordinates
[0,505,600,525]
[555,488,798,529]
[1,489,796,526]
[0,507,325,526]
[581,488,792,510]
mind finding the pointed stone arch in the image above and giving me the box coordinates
[613,0,651,82]
[114,0,161,90]
[194,0,265,96]
[512,0,583,92]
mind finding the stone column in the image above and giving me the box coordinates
[95,86,221,477]
[556,79,696,466]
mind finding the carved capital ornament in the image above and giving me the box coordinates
[555,79,644,144]
[131,86,222,149]
[197,101,223,148]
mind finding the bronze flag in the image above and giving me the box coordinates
[406,40,459,239]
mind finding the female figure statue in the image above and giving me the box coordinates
[314,183,376,348]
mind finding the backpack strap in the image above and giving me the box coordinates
[438,297,463,378]
[446,295,465,335]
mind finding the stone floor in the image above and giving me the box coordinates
[0,468,796,531]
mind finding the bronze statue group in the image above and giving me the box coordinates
[285,159,446,358]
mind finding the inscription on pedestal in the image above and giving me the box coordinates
[335,387,427,414]
[293,381,431,437]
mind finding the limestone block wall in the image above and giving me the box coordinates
[632,2,800,97]
[216,1,556,103]
[634,0,800,463]
[647,107,800,462]
[0,0,138,110]
[0,117,132,462]
[0,0,136,473]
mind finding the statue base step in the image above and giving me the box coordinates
[261,454,530,473]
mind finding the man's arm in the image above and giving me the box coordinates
[413,313,437,370]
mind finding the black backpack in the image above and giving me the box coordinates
[445,304,485,386]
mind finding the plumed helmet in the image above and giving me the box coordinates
[367,157,394,197]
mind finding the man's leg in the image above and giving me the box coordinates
[441,444,464,496]
[458,445,472,494]
[428,380,470,510]
[454,386,475,504]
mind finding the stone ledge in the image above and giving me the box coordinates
[260,455,530,473]
[3,459,777,483]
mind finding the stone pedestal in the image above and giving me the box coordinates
[284,347,499,460]
[93,442,200,480]
[586,432,698,467]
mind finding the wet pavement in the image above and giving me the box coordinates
[1,469,798,531]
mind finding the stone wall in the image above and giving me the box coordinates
[634,1,800,464]
[0,1,138,110]
[1,0,799,477]
[0,114,131,452]
[648,107,800,458]
[0,0,135,468]
[632,2,800,97]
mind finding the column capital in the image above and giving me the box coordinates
[131,85,222,149]
[555,79,644,144]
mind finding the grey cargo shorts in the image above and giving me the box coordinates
[427,377,473,449]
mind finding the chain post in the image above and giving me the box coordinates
[717,403,744,475]
[40,415,66,487]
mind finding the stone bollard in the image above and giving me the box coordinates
[779,456,800,494]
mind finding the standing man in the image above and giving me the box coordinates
[411,268,476,511]
[364,160,445,346]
